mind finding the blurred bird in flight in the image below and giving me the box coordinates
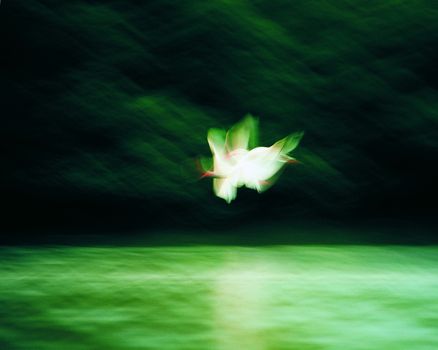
[201,115,303,203]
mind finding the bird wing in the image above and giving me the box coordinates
[225,114,259,152]
[272,131,304,156]
[207,128,227,157]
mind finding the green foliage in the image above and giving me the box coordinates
[2,0,438,224]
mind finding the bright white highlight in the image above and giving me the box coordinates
[204,115,303,203]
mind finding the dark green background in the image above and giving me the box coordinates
[2,0,438,236]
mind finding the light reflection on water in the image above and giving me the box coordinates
[1,246,438,349]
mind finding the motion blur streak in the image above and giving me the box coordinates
[1,246,438,349]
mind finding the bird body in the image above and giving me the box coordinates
[204,115,303,203]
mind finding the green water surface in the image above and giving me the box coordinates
[1,246,437,349]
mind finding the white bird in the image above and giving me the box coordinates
[203,115,303,203]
